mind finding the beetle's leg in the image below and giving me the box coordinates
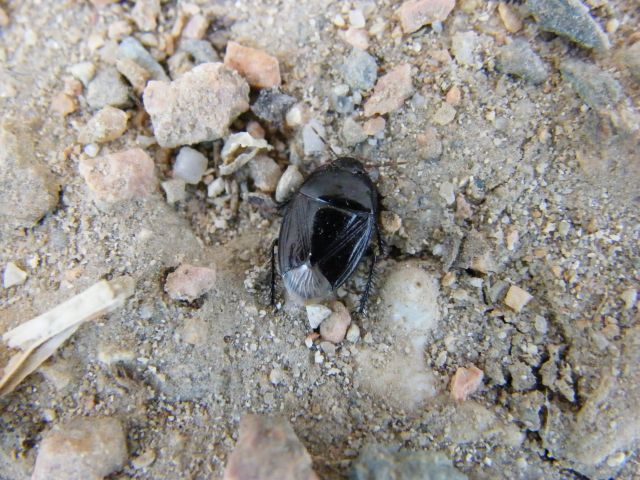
[359,249,377,314]
[270,239,278,306]
[376,223,387,257]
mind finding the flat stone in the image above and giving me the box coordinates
[224,41,281,88]
[32,416,127,480]
[165,263,217,302]
[451,365,484,401]
[340,48,378,91]
[0,122,59,228]
[132,0,160,31]
[143,62,249,147]
[504,284,533,312]
[526,0,609,51]
[396,0,456,34]
[363,64,413,116]
[3,262,27,288]
[223,414,318,480]
[497,39,548,85]
[79,148,157,203]
[78,106,128,144]
[117,36,168,82]
[86,68,131,109]
[560,59,622,110]
[351,444,467,480]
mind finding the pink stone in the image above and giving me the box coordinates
[79,148,156,203]
[396,0,456,34]
[363,64,413,117]
[223,414,318,480]
[165,263,217,302]
[340,28,370,50]
[319,301,351,344]
[450,365,484,401]
[224,41,281,88]
[363,116,386,136]
[182,14,209,40]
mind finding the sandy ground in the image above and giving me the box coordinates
[0,0,639,479]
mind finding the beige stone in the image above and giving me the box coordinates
[78,106,128,144]
[224,41,281,88]
[451,365,484,401]
[165,263,217,302]
[363,64,413,117]
[504,285,533,312]
[320,301,352,344]
[396,0,456,34]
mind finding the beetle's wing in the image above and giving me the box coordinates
[277,193,315,274]
[312,208,374,289]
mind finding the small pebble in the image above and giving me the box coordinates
[86,68,131,109]
[620,288,637,310]
[78,106,128,144]
[3,262,27,288]
[504,285,533,313]
[302,120,326,155]
[498,2,523,33]
[143,63,249,148]
[132,0,160,31]
[438,181,455,205]
[165,263,217,302]
[223,415,317,480]
[348,9,366,29]
[432,103,456,125]
[173,147,208,184]
[380,211,402,234]
[341,48,378,91]
[117,36,168,82]
[497,39,548,85]
[251,88,296,127]
[341,117,367,146]
[560,59,622,110]
[346,323,361,343]
[32,417,127,480]
[0,6,9,27]
[116,58,150,93]
[79,148,157,203]
[445,85,461,105]
[341,28,369,50]
[68,62,96,87]
[450,365,484,401]
[320,301,351,344]
[363,64,413,117]
[182,14,209,40]
[396,0,455,34]
[320,341,337,356]
[248,155,281,193]
[161,178,187,204]
[451,31,477,67]
[207,177,226,197]
[275,166,303,202]
[363,116,385,136]
[84,143,100,157]
[224,41,281,88]
[306,304,332,329]
[50,92,78,117]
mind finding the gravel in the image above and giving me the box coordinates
[251,88,296,127]
[86,67,131,109]
[396,0,456,34]
[248,155,282,193]
[78,106,128,144]
[2,262,27,288]
[306,304,332,329]
[497,39,549,85]
[340,48,378,91]
[224,41,281,88]
[173,147,208,184]
[117,36,169,81]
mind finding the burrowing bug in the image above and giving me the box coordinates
[271,157,383,313]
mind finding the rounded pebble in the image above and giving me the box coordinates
[173,147,208,184]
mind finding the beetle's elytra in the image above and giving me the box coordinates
[271,157,383,313]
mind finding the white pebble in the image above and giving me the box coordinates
[302,120,326,155]
[438,181,455,205]
[68,61,96,86]
[84,143,100,157]
[349,9,366,29]
[3,262,27,288]
[306,304,332,329]
[346,323,360,343]
[161,178,187,204]
[173,146,208,184]
[621,288,637,310]
[275,165,304,203]
[207,177,225,197]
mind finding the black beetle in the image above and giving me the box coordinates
[271,157,383,313]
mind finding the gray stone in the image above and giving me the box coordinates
[341,117,367,146]
[351,444,467,480]
[143,63,249,148]
[497,39,548,84]
[117,36,168,81]
[341,48,377,91]
[526,0,609,51]
[560,59,622,109]
[251,88,296,127]
[302,120,326,155]
[621,42,640,82]
[32,416,127,480]
[86,68,131,109]
[248,155,281,193]
[451,31,477,67]
[180,39,220,64]
[0,122,59,228]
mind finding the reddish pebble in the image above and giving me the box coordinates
[182,14,209,39]
[363,117,386,136]
[165,263,217,302]
[224,41,281,88]
[223,414,318,480]
[445,85,461,105]
[450,365,484,401]
[396,0,456,34]
[320,301,352,344]
[79,148,156,203]
[340,28,369,50]
[51,93,77,117]
[364,64,413,117]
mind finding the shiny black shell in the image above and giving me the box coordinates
[277,157,379,302]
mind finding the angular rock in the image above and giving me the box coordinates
[432,103,456,125]
[180,38,220,64]
[248,155,281,193]
[560,58,622,110]
[143,63,249,147]
[504,285,533,312]
[161,178,187,204]
[223,414,318,480]
[251,88,296,127]
[302,120,326,155]
[340,48,377,91]
[132,0,160,32]
[165,263,217,302]
[117,36,168,82]
[3,262,27,288]
[173,146,208,184]
[363,116,386,136]
[497,39,548,85]
[79,148,156,203]
[396,0,456,34]
[78,106,128,144]
[275,165,304,202]
[451,31,477,67]
[86,68,131,109]
[363,64,413,117]
[182,14,209,40]
[306,304,332,329]
[319,301,351,344]
[351,444,467,480]
[451,365,484,401]
[0,122,59,228]
[340,117,367,146]
[224,41,281,88]
[526,0,609,51]
[116,58,150,93]
[32,417,127,480]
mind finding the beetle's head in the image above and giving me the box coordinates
[332,157,366,175]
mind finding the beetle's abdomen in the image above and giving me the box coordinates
[282,260,332,302]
